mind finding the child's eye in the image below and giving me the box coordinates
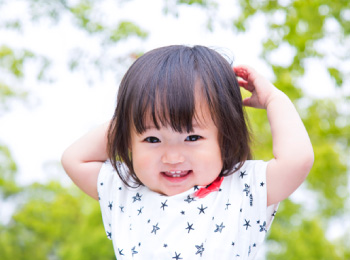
[185,135,202,141]
[144,136,160,143]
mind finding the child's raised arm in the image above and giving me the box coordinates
[61,122,110,200]
[234,65,314,206]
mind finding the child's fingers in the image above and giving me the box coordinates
[237,77,255,93]
[233,65,251,79]
[236,78,248,87]
[242,97,253,107]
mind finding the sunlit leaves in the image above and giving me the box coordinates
[0,45,34,78]
[234,0,349,92]
[327,67,343,87]
[0,182,115,260]
[109,21,148,42]
[269,217,344,260]
[0,145,21,198]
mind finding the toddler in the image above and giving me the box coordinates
[62,45,314,259]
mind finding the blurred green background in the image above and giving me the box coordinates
[0,0,349,259]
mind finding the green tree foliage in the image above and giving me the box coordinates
[0,0,349,259]
[235,0,350,258]
[0,182,114,259]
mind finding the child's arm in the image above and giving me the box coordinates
[234,65,314,206]
[61,122,110,200]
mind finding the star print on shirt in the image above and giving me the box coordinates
[132,193,142,203]
[243,219,251,230]
[239,170,247,178]
[137,207,144,215]
[108,201,113,210]
[107,231,112,239]
[259,221,267,232]
[249,194,253,206]
[214,222,225,233]
[118,248,124,255]
[260,182,265,187]
[197,204,207,214]
[160,200,168,210]
[243,184,250,196]
[195,243,205,257]
[225,200,231,210]
[131,246,138,256]
[184,195,196,203]
[172,252,183,260]
[98,160,276,258]
[151,223,160,235]
[186,222,194,233]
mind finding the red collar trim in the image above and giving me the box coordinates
[194,176,224,198]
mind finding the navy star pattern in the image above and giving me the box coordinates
[108,201,113,210]
[225,200,231,210]
[243,184,250,196]
[259,221,267,232]
[239,170,247,179]
[132,192,142,203]
[160,200,168,210]
[184,195,196,203]
[185,222,194,233]
[197,204,207,214]
[137,206,144,215]
[214,222,225,233]
[195,243,205,256]
[98,160,278,258]
[151,223,160,235]
[131,246,138,256]
[172,252,183,260]
[243,219,251,230]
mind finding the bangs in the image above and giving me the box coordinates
[128,46,200,134]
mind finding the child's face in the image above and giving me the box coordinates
[130,101,223,196]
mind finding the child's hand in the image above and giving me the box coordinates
[235,65,314,206]
[233,65,281,109]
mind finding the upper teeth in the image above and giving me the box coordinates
[164,171,186,177]
[169,171,182,174]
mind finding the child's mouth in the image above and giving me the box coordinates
[162,170,192,178]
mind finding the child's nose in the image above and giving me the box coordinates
[161,149,185,164]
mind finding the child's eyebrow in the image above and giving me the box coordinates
[142,120,206,131]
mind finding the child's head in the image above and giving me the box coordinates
[108,45,251,188]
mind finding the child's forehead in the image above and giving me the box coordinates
[142,96,213,129]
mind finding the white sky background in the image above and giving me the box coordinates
[0,0,346,243]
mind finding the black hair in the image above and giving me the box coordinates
[108,45,251,187]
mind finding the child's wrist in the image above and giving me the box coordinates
[265,89,288,109]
